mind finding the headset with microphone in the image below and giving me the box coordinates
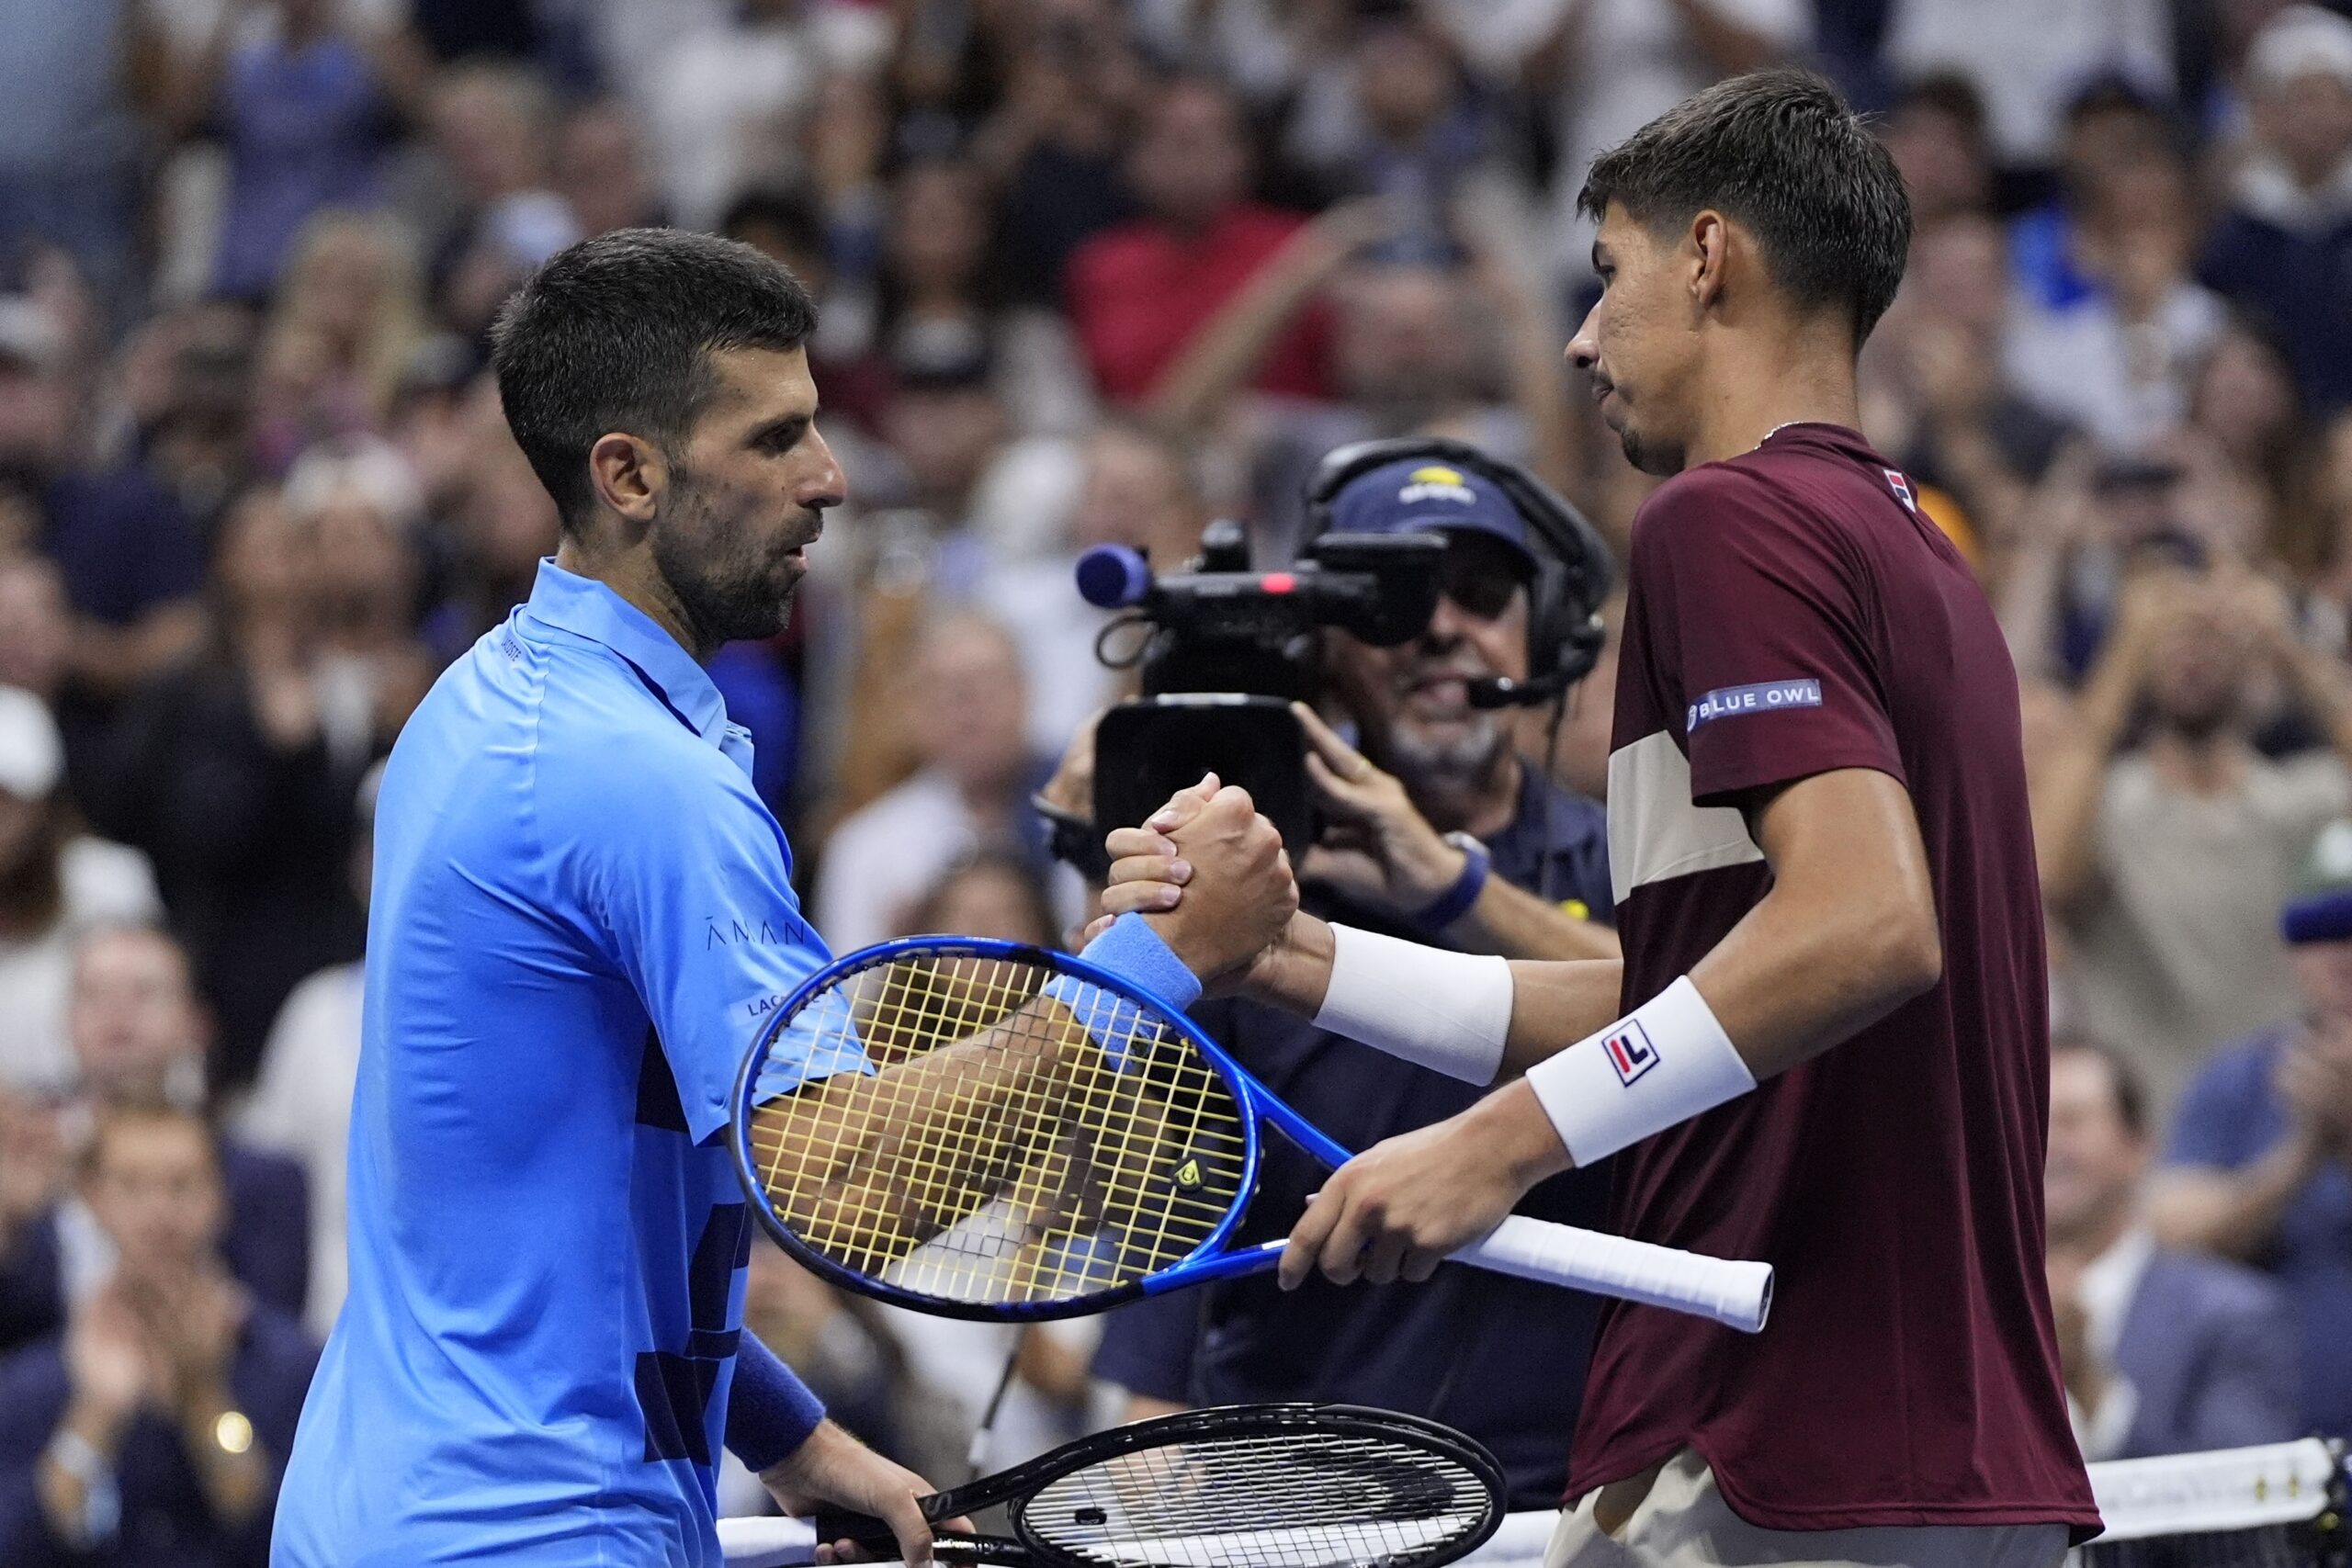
[1301,436,1614,708]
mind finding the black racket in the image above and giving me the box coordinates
[716,1403,1506,1568]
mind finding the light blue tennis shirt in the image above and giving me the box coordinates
[273,560,867,1567]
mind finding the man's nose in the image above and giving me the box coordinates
[1566,303,1600,370]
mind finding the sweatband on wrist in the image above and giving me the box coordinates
[1522,976,1755,1167]
[1414,838,1491,934]
[1044,912,1205,1068]
[1310,924,1513,1085]
[727,1329,827,1472]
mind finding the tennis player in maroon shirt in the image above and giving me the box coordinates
[1099,70,2100,1567]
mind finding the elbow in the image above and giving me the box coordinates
[1857,898,1942,1009]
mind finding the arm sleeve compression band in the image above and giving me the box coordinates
[1309,923,1513,1085]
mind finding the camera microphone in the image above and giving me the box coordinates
[1075,544,1153,610]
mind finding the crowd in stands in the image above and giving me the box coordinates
[1,0,2350,1559]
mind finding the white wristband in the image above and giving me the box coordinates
[1311,924,1514,1085]
[1523,976,1755,1167]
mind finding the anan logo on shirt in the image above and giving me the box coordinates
[1605,1021,1660,1086]
[1883,469,1917,513]
[1686,678,1824,732]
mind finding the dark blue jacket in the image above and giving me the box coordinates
[2110,1248,2301,1459]
[0,1302,318,1568]
[0,1141,310,1357]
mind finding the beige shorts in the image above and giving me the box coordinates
[1543,1450,2070,1568]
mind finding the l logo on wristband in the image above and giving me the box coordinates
[1604,1022,1659,1086]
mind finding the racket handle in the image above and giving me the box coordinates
[718,1516,817,1567]
[1453,1215,1772,1333]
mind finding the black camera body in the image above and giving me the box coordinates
[1080,519,1443,856]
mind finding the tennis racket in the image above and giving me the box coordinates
[717,1402,1506,1568]
[729,937,1771,1331]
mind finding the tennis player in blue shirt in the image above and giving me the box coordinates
[273,229,1287,1568]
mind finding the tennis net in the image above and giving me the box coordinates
[716,1438,2348,1567]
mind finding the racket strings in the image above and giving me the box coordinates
[1022,1431,1495,1568]
[747,953,1248,1306]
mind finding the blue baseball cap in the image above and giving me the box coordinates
[1324,457,1537,577]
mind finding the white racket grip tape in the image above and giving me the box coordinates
[718,1517,818,1567]
[1452,1214,1773,1334]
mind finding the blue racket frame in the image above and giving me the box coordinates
[729,934,1358,1322]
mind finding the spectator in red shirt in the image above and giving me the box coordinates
[1063,74,1333,405]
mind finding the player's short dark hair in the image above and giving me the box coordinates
[1577,68,1913,347]
[491,228,817,532]
[2052,1034,2149,1139]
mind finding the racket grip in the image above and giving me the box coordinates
[1453,1214,1773,1333]
[718,1516,817,1567]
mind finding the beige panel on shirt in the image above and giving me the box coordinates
[1606,729,1765,906]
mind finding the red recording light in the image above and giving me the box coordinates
[1261,572,1297,593]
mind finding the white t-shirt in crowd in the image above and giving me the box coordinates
[0,836,163,1095]
[235,960,365,1337]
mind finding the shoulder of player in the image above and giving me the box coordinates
[1630,458,1862,574]
[529,661,763,838]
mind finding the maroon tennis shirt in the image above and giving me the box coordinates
[1569,423,2099,1534]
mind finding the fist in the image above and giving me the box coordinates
[1137,783,1297,982]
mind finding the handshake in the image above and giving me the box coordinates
[1082,773,1319,1000]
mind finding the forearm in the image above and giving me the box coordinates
[2033,674,2131,908]
[2148,1146,2324,1260]
[1143,244,1335,432]
[751,1001,1101,1260]
[33,1403,121,1550]
[1449,877,1622,962]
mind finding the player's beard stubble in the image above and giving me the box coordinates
[652,460,817,647]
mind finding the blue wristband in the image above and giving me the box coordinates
[727,1329,827,1472]
[1415,835,1490,933]
[1043,913,1203,1070]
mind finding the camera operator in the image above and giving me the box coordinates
[1054,447,1618,1507]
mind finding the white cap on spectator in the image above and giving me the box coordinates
[0,685,63,800]
[0,297,64,376]
[2250,6,2352,91]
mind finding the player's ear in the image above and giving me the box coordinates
[1688,210,1731,314]
[588,432,666,533]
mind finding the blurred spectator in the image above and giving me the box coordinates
[2152,817,2352,1443]
[172,0,406,303]
[1424,0,1804,288]
[2035,564,2352,1111]
[2007,151,2227,453]
[101,491,374,1092]
[980,0,1144,304]
[1879,73,1998,229]
[2199,6,2352,412]
[233,764,379,1337]
[416,382,560,665]
[0,1103,315,1568]
[0,690,160,1098]
[2043,1037,2299,1460]
[0,297,208,709]
[0,560,72,705]
[637,0,891,233]
[0,925,309,1355]
[723,187,894,436]
[979,421,1207,754]
[1881,0,2174,168]
[2008,82,2180,319]
[1283,13,1497,243]
[1064,73,1334,405]
[124,303,263,543]
[416,63,577,344]
[901,849,1060,944]
[253,214,428,467]
[283,445,435,764]
[551,98,668,242]
[866,158,1093,439]
[815,611,1057,953]
[0,0,151,310]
